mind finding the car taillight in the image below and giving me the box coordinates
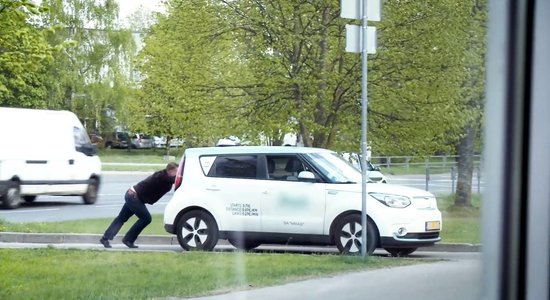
[174,156,185,191]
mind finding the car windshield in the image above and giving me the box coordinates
[305,152,361,184]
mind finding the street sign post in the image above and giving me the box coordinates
[340,0,381,257]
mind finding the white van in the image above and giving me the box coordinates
[0,108,102,209]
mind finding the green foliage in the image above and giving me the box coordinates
[39,0,136,133]
[135,0,485,155]
[0,0,55,107]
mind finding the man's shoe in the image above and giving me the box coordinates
[122,239,138,248]
[99,237,112,248]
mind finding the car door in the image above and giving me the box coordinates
[205,154,262,232]
[261,155,327,235]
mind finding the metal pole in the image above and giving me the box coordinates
[451,167,456,194]
[425,159,430,191]
[360,0,369,257]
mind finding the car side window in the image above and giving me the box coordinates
[266,155,314,181]
[208,155,258,179]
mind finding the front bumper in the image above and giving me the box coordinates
[380,231,441,248]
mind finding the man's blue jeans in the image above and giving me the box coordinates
[102,190,152,243]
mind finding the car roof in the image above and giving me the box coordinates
[184,146,333,156]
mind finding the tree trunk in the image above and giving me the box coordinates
[455,124,475,206]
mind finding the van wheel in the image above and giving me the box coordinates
[82,178,98,204]
[228,238,261,251]
[23,196,37,203]
[2,182,22,209]
[176,210,219,251]
[333,214,377,255]
[384,247,418,257]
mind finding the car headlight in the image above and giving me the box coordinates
[369,192,411,208]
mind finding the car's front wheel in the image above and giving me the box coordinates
[384,247,418,257]
[176,210,219,251]
[333,214,377,255]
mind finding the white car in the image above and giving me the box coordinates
[164,146,441,256]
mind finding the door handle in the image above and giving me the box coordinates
[206,187,220,191]
[328,190,338,195]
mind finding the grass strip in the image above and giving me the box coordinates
[0,248,428,300]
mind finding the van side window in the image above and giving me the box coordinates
[208,155,257,179]
[73,127,93,155]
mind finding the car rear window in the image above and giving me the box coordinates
[206,155,258,179]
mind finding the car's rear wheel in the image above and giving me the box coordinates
[228,237,261,251]
[176,210,219,251]
[2,182,22,209]
[82,178,98,204]
[333,214,377,255]
[384,247,418,257]
[23,195,37,203]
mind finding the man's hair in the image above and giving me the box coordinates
[166,162,179,171]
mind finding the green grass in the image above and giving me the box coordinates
[0,248,427,300]
[437,193,481,244]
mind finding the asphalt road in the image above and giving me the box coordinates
[0,172,166,222]
[0,172,484,223]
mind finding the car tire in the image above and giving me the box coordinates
[82,178,98,204]
[333,214,377,255]
[23,195,37,203]
[176,210,219,251]
[228,237,261,251]
[384,247,418,257]
[2,182,22,209]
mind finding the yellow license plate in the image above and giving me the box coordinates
[425,221,441,231]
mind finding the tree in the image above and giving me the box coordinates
[135,0,477,155]
[131,0,248,146]
[39,0,136,133]
[0,0,55,108]
[454,0,487,207]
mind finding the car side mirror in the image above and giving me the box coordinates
[298,171,316,182]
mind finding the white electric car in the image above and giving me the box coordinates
[164,146,441,256]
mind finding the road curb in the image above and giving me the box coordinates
[0,232,480,252]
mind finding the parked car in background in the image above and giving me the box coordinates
[130,133,154,149]
[153,136,185,148]
[169,138,184,148]
[89,134,104,148]
[153,136,166,148]
[164,146,441,256]
[104,132,129,149]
